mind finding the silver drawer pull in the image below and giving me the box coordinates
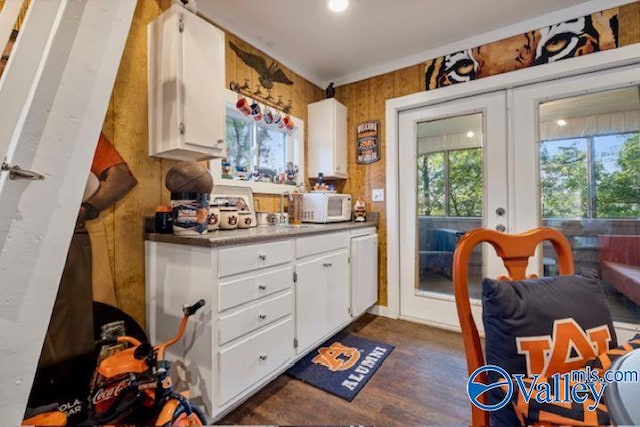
[258,314,267,320]
[258,284,267,291]
[259,353,268,361]
[258,253,267,261]
[323,262,333,268]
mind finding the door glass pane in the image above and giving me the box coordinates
[538,87,640,324]
[416,113,484,298]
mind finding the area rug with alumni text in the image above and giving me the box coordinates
[286,332,394,401]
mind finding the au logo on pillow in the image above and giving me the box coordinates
[516,318,613,376]
[312,342,361,372]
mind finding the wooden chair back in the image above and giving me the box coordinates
[452,227,574,427]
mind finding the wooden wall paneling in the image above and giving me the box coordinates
[620,1,640,46]
[352,79,370,200]
[335,83,357,196]
[224,32,237,88]
[230,36,254,91]
[370,72,394,305]
[111,0,165,327]
[394,64,422,97]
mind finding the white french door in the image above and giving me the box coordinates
[398,91,508,329]
[513,64,640,340]
[396,62,640,339]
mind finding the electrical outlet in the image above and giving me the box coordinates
[372,188,384,202]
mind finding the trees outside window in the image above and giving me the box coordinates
[417,148,482,217]
[540,132,639,219]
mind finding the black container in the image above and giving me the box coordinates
[155,206,172,234]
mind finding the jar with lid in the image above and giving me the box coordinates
[208,202,220,231]
[219,203,238,230]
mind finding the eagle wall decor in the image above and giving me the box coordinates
[229,41,294,89]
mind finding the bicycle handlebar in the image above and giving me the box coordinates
[156,299,206,361]
[183,299,205,317]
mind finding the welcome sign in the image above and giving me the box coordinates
[286,332,394,401]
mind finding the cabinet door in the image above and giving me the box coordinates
[333,100,348,177]
[351,234,378,317]
[323,249,350,331]
[307,99,348,179]
[181,10,225,152]
[295,256,326,354]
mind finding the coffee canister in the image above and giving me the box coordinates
[208,203,220,231]
[219,204,238,230]
[238,211,253,228]
[171,193,209,236]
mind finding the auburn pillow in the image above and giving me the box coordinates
[509,335,640,426]
[508,375,609,426]
[482,274,616,426]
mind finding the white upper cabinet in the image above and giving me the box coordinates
[148,4,226,161]
[308,98,348,179]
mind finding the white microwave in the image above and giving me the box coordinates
[301,193,352,223]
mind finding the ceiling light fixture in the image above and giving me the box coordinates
[466,131,475,138]
[556,119,568,127]
[328,0,349,13]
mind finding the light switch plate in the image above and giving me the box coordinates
[372,188,384,202]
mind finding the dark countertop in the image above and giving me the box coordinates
[145,213,378,248]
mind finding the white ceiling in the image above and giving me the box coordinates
[196,0,627,88]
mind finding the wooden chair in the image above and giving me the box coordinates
[453,227,575,427]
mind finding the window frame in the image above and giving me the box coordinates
[209,89,305,194]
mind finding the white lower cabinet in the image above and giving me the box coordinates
[350,227,378,317]
[218,317,294,404]
[295,232,350,354]
[145,228,376,422]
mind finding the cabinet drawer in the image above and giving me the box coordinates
[218,317,293,405]
[219,291,292,345]
[219,265,292,311]
[218,240,292,278]
[296,231,349,259]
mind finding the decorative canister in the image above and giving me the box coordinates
[171,193,209,236]
[256,211,269,226]
[208,203,220,231]
[219,204,238,230]
[238,211,253,229]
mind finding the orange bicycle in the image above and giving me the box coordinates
[85,299,207,426]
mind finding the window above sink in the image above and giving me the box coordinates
[209,89,305,195]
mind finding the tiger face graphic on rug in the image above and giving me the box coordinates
[424,9,618,90]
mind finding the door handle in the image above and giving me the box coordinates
[1,162,45,181]
[322,262,333,268]
[495,224,506,232]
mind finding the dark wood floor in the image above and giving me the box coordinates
[218,314,472,426]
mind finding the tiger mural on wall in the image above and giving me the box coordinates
[424,9,618,90]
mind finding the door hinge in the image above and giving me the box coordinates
[348,256,351,264]
[293,271,297,283]
[293,338,298,348]
[348,307,352,315]
[179,122,185,135]
[178,17,184,33]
